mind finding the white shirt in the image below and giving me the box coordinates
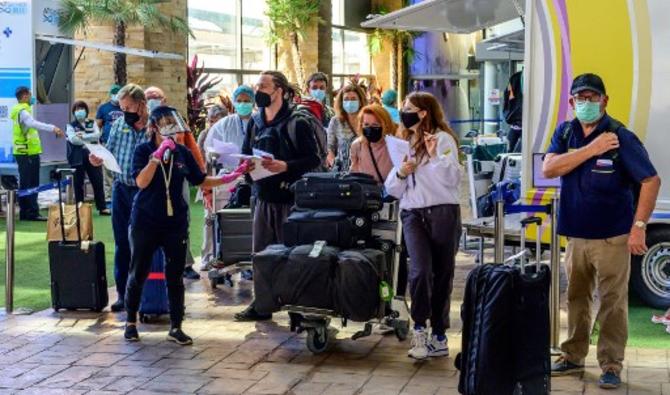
[18,110,56,134]
[385,130,462,210]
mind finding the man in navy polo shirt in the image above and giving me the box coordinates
[543,73,660,389]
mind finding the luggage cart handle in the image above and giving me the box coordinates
[520,216,543,227]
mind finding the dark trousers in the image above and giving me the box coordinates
[111,182,138,299]
[125,226,188,327]
[252,199,291,253]
[401,204,461,336]
[73,155,106,211]
[15,154,40,219]
[507,128,522,153]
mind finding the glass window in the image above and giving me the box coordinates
[205,73,239,99]
[332,27,371,76]
[332,0,345,26]
[188,0,239,69]
[188,0,273,72]
[242,0,273,70]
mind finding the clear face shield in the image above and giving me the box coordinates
[149,107,190,138]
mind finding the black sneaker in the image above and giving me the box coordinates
[183,266,201,280]
[598,369,621,389]
[234,305,272,322]
[167,328,193,346]
[110,300,125,312]
[551,356,584,376]
[124,324,139,342]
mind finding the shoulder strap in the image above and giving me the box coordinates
[367,143,384,182]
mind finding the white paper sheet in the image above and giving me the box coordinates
[384,135,410,168]
[207,139,241,169]
[231,151,281,181]
[85,143,122,173]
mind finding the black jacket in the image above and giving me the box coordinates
[242,101,320,204]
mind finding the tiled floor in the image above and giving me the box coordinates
[0,252,667,394]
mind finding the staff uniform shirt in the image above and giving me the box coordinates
[131,142,206,233]
[546,114,657,239]
[385,131,462,210]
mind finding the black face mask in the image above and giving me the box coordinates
[255,90,274,108]
[124,111,140,126]
[363,126,383,143]
[400,110,421,129]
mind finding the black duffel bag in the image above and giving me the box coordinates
[283,209,371,248]
[253,245,291,314]
[293,172,382,212]
[334,249,386,322]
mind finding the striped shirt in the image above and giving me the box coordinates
[105,117,149,186]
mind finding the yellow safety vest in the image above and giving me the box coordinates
[10,103,42,155]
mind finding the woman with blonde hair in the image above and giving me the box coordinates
[349,104,395,183]
[385,91,462,360]
[327,83,368,171]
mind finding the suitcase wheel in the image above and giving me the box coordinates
[394,320,409,341]
[306,326,330,354]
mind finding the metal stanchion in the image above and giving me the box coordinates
[4,190,16,314]
[494,199,505,263]
[65,175,74,204]
[550,196,562,354]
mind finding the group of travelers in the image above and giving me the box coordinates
[9,69,660,390]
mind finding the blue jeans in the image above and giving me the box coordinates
[111,182,139,299]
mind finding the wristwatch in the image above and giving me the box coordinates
[634,220,647,230]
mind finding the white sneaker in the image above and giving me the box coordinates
[652,314,670,325]
[427,334,449,357]
[408,327,429,360]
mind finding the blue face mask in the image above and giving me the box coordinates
[147,99,162,113]
[343,100,360,114]
[310,89,326,102]
[574,101,602,124]
[235,102,253,117]
[74,110,87,121]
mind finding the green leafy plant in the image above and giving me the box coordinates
[58,0,193,85]
[265,0,321,88]
[367,5,422,92]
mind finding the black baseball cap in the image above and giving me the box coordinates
[571,73,606,96]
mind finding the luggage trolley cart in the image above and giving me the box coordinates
[205,152,254,289]
[283,201,411,354]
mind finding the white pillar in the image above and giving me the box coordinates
[483,61,498,134]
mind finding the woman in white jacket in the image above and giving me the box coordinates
[385,91,463,360]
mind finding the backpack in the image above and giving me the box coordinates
[250,105,329,173]
[559,117,641,203]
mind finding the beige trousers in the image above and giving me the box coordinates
[560,234,630,373]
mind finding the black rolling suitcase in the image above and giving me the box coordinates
[49,170,108,312]
[293,172,382,212]
[456,217,550,395]
[283,209,371,248]
[217,208,253,264]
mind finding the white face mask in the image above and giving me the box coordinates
[158,124,179,137]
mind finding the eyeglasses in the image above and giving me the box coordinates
[573,95,601,104]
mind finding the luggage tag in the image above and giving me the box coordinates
[80,240,90,252]
[309,240,327,258]
[379,281,393,302]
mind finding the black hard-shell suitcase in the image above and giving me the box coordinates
[49,169,108,312]
[217,208,253,264]
[293,172,382,212]
[456,217,550,395]
[334,249,386,322]
[456,264,517,395]
[283,209,371,248]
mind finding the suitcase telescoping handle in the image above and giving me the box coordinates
[54,168,82,243]
[519,216,543,274]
